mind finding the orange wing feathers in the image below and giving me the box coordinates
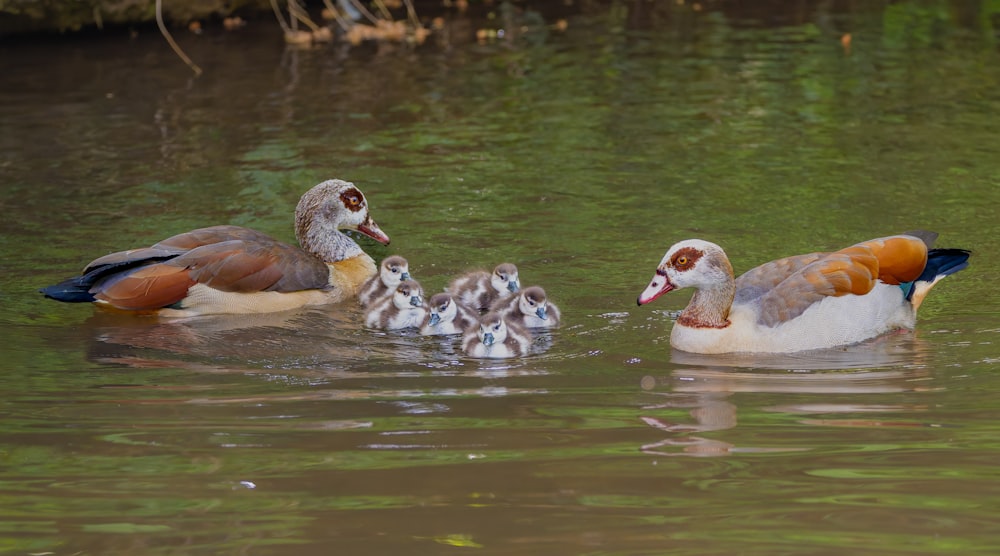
[752,235,932,327]
[756,250,877,326]
[853,235,928,285]
[94,264,196,310]
[808,250,878,296]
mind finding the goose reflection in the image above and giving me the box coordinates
[83,306,426,374]
[639,331,934,457]
[83,305,552,381]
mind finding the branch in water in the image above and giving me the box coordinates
[156,0,202,76]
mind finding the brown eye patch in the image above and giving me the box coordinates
[339,187,364,212]
[671,247,703,270]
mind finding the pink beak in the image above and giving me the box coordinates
[637,272,674,306]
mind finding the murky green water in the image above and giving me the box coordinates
[2,2,1000,554]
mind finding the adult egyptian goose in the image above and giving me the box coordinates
[41,179,390,317]
[462,311,532,358]
[448,263,520,311]
[636,232,970,354]
[364,279,427,330]
[420,292,478,336]
[358,255,411,307]
[490,286,561,329]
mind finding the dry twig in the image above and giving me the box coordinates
[156,0,202,76]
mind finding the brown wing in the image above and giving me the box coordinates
[734,252,826,304]
[180,227,332,291]
[181,240,330,292]
[83,225,269,274]
[752,235,929,327]
[755,248,879,327]
[153,225,279,250]
[90,231,330,310]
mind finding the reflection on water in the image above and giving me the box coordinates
[85,306,556,384]
[3,1,1000,554]
[637,336,937,457]
[667,329,930,371]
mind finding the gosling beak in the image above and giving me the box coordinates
[401,271,411,281]
[482,332,495,346]
[428,313,441,326]
[536,306,547,320]
[507,280,519,293]
[409,295,423,307]
[637,270,674,306]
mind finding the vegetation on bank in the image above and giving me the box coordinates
[0,0,270,34]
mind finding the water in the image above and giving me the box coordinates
[2,2,1000,554]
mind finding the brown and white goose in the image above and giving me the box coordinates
[448,263,519,311]
[462,311,532,358]
[636,232,970,354]
[490,286,561,329]
[358,255,411,307]
[41,179,390,317]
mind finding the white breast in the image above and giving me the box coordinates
[421,319,461,336]
[386,306,427,330]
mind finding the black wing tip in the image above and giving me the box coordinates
[922,248,971,280]
[40,281,96,303]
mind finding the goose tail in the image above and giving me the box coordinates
[40,276,98,303]
[906,248,971,311]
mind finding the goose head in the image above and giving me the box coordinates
[427,292,456,327]
[491,263,520,294]
[477,312,509,346]
[517,286,549,320]
[379,255,411,287]
[392,280,425,310]
[294,179,390,251]
[637,239,733,305]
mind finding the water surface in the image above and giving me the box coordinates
[2,2,1000,554]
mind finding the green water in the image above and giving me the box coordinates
[2,2,1000,554]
